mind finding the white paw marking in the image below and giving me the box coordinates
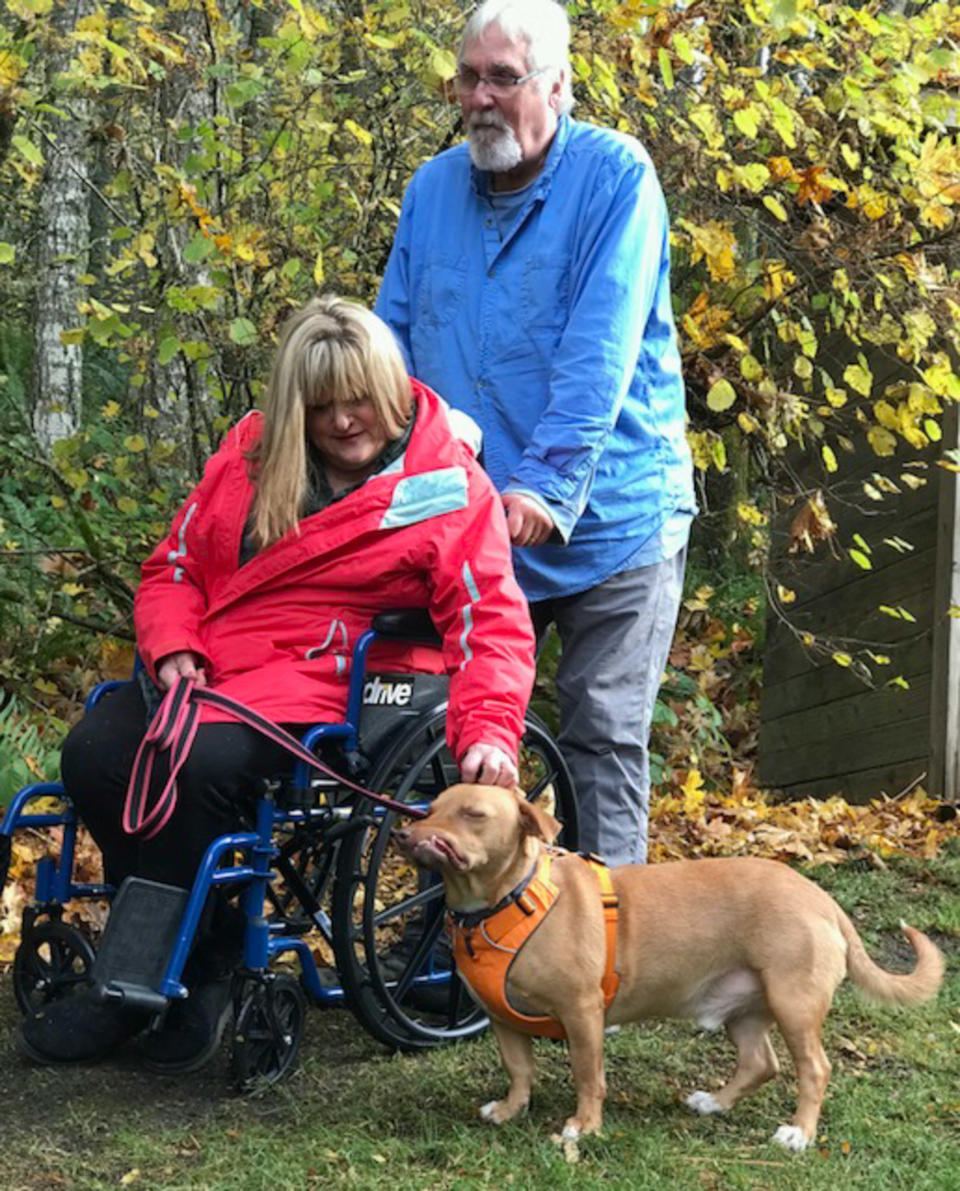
[772,1124,810,1152]
[685,1090,725,1115]
[561,1122,581,1141]
[480,1100,501,1123]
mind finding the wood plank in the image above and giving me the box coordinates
[757,343,946,802]
[762,589,933,690]
[929,400,960,802]
[759,714,929,788]
[766,758,929,804]
[769,510,939,612]
[759,677,931,756]
[769,543,936,623]
[781,446,939,499]
[760,636,932,722]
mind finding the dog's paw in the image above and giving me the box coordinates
[559,1115,602,1140]
[685,1090,725,1115]
[480,1099,527,1125]
[772,1124,811,1153]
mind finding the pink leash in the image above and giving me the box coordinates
[122,676,428,839]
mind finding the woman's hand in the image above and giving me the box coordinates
[459,743,519,788]
[156,651,208,691]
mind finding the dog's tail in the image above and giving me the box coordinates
[839,912,944,1006]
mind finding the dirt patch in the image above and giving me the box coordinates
[0,984,385,1154]
[872,928,958,971]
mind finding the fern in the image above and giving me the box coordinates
[0,695,64,808]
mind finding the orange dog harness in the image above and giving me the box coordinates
[447,850,620,1039]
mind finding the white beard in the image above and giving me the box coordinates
[467,116,523,173]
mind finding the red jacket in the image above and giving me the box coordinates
[134,382,535,762]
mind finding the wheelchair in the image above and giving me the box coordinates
[0,610,578,1087]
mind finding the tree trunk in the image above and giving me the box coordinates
[147,3,220,471]
[32,0,92,452]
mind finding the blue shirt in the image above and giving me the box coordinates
[376,115,696,602]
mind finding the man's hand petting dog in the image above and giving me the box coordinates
[394,783,944,1152]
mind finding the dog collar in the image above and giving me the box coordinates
[447,859,539,931]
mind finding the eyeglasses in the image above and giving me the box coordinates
[455,65,548,96]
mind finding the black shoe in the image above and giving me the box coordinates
[19,991,146,1065]
[139,975,233,1075]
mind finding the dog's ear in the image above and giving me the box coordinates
[516,795,562,843]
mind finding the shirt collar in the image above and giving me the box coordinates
[469,113,572,200]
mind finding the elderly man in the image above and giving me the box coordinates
[376,0,695,866]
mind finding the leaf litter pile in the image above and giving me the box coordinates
[649,777,954,866]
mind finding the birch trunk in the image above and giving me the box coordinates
[148,1,220,472]
[32,0,92,452]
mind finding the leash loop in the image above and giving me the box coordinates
[122,676,428,837]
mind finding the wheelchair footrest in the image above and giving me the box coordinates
[91,877,189,1011]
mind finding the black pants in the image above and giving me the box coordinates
[61,682,307,890]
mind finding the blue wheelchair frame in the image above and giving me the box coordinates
[0,625,450,1015]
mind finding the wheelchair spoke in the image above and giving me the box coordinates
[370,881,444,931]
[524,763,560,803]
[427,748,450,794]
[389,908,446,1002]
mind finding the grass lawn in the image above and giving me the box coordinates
[0,846,956,1191]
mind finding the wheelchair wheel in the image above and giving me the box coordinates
[331,709,577,1051]
[231,973,306,1091]
[12,919,96,1016]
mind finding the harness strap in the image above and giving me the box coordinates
[122,676,427,838]
[588,859,621,1007]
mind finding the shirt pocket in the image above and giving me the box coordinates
[521,254,572,330]
[416,255,467,329]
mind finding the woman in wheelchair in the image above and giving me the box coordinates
[20,295,536,1071]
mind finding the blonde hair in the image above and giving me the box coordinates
[249,295,411,547]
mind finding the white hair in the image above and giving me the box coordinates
[460,0,575,115]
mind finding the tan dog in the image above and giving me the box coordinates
[393,783,944,1151]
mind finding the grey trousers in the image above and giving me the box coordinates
[532,548,686,866]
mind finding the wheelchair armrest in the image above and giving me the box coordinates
[371,608,441,647]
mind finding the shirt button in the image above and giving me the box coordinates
[487,267,495,278]
[485,217,494,228]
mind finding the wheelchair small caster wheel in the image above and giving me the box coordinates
[12,919,96,1016]
[231,974,306,1091]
